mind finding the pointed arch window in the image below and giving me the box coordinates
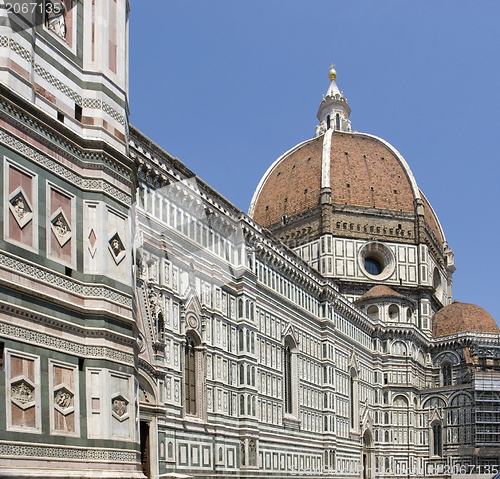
[283,335,298,421]
[335,113,340,130]
[284,344,292,414]
[326,115,331,130]
[432,423,442,456]
[349,367,359,430]
[350,375,355,428]
[184,335,197,415]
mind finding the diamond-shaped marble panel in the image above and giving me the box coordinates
[89,229,97,248]
[109,233,125,256]
[108,232,126,265]
[88,229,97,258]
[9,188,33,229]
[50,208,72,247]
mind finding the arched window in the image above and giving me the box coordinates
[238,329,244,352]
[283,336,297,418]
[184,335,197,415]
[167,442,173,459]
[367,305,379,320]
[392,341,407,356]
[327,115,331,129]
[388,304,399,321]
[239,364,245,385]
[442,363,452,386]
[423,397,445,409]
[284,344,292,414]
[448,394,472,444]
[432,423,442,456]
[248,439,257,466]
[350,375,355,428]
[350,367,358,430]
[335,113,340,130]
[433,268,443,301]
[240,440,245,466]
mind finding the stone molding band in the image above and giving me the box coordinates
[0,36,126,126]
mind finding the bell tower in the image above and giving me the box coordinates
[0,3,139,478]
[0,0,130,153]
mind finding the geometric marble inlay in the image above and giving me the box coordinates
[89,229,97,248]
[88,229,97,258]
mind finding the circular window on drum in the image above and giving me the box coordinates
[358,242,395,280]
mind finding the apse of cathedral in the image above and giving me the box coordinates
[0,3,499,479]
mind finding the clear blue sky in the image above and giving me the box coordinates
[129,1,500,326]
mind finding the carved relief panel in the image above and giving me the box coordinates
[49,359,79,436]
[47,182,76,268]
[5,349,41,433]
[45,0,76,49]
[3,158,38,252]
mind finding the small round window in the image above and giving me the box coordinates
[358,242,395,280]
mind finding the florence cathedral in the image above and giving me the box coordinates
[0,2,498,479]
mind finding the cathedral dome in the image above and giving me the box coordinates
[248,69,446,249]
[251,131,417,224]
[432,301,499,338]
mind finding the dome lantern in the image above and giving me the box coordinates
[316,65,351,136]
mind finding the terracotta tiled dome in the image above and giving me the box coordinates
[249,130,444,245]
[432,301,499,338]
[250,131,416,227]
[357,285,403,301]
